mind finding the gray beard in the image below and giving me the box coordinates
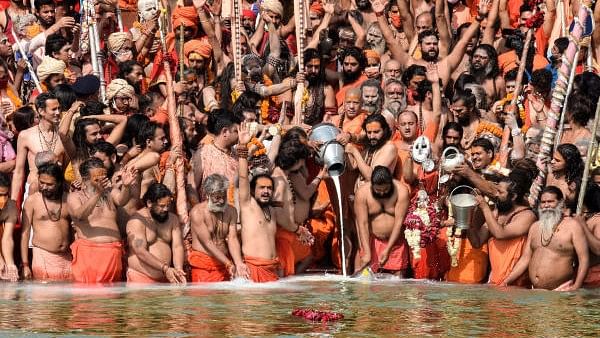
[384,99,406,117]
[363,102,381,114]
[208,199,226,213]
[367,41,386,55]
[538,204,563,234]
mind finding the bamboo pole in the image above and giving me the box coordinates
[293,0,306,125]
[555,49,580,147]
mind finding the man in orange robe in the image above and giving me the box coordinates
[335,46,368,108]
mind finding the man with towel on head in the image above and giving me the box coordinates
[106,32,135,82]
[106,78,137,115]
[35,55,66,96]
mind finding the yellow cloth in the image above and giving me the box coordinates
[261,0,283,16]
[107,32,132,52]
[106,79,135,101]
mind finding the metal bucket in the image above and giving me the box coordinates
[309,123,346,176]
[449,185,477,230]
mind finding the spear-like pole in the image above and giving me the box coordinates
[293,0,306,126]
[576,97,600,215]
[529,0,595,206]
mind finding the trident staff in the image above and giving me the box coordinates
[10,28,42,93]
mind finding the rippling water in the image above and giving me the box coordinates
[0,275,599,336]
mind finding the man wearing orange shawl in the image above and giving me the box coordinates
[335,47,368,108]
[149,6,199,87]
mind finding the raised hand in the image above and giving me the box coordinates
[425,63,439,84]
[238,122,253,145]
[369,0,386,14]
[121,166,138,186]
[478,0,491,17]
[323,0,335,14]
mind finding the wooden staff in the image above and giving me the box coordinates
[232,0,242,83]
[555,48,580,146]
[293,0,306,125]
[576,96,600,215]
[529,1,594,206]
[499,16,535,167]
[10,29,42,93]
[178,23,185,117]
[116,3,124,32]
[157,0,190,233]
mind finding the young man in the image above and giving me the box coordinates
[0,174,18,282]
[126,183,186,284]
[21,163,72,281]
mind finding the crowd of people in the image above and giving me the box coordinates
[0,0,599,290]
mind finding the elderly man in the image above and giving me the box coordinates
[503,187,589,291]
[189,174,247,282]
[382,78,407,118]
[106,79,136,115]
[360,79,384,115]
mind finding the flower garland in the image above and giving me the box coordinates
[248,137,266,157]
[260,75,274,122]
[446,227,464,267]
[402,192,442,260]
[476,120,503,139]
[498,93,528,133]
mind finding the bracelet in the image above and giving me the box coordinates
[237,145,249,158]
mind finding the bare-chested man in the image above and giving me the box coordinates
[67,157,136,283]
[0,174,18,282]
[189,174,247,282]
[503,187,589,291]
[346,114,398,190]
[21,163,72,281]
[373,0,490,88]
[237,123,312,282]
[12,93,66,202]
[354,166,410,275]
[126,183,186,284]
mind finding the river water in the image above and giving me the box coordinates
[0,275,599,336]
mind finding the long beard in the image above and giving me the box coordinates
[363,101,381,114]
[495,198,513,213]
[41,189,61,201]
[367,137,386,152]
[538,205,563,234]
[421,50,438,62]
[208,199,226,213]
[342,69,361,84]
[367,40,386,55]
[385,99,406,117]
[372,186,394,200]
[470,64,488,82]
[307,73,321,86]
[150,209,169,223]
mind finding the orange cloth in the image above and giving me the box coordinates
[188,249,230,282]
[411,237,451,280]
[32,246,72,281]
[276,227,312,276]
[506,0,523,28]
[244,256,280,283]
[184,38,212,59]
[150,107,169,126]
[310,182,337,261]
[364,49,380,62]
[71,238,124,283]
[497,50,549,76]
[172,6,199,31]
[488,236,529,286]
[369,236,409,272]
[335,74,368,108]
[310,1,324,15]
[445,238,489,284]
[584,264,600,288]
[126,268,167,283]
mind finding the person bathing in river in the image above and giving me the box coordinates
[354,166,410,276]
[503,187,589,291]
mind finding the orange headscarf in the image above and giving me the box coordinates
[310,1,324,15]
[364,49,380,61]
[172,6,199,33]
[184,39,212,59]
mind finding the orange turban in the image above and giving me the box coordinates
[172,6,198,30]
[364,49,380,61]
[184,39,212,59]
[310,1,324,15]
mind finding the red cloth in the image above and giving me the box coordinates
[245,256,280,282]
[126,268,167,283]
[71,238,123,283]
[410,237,451,279]
[369,236,409,272]
[242,9,257,19]
[584,265,600,288]
[32,246,72,281]
[188,249,230,282]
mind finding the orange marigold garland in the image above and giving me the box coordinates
[476,121,503,138]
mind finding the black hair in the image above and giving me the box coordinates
[12,106,36,132]
[72,118,101,161]
[418,29,438,44]
[218,62,236,112]
[442,122,464,139]
[142,183,173,205]
[232,91,261,123]
[303,48,321,65]
[207,111,238,135]
[35,92,58,110]
[45,33,68,57]
[136,121,161,150]
[508,168,533,205]
[79,100,106,117]
[471,138,495,155]
[519,4,533,13]
[91,141,117,158]
[35,0,55,12]
[504,68,528,86]
[118,60,141,79]
[281,126,308,144]
[566,92,593,127]
[275,139,310,170]
[250,173,274,196]
[556,143,584,185]
[122,113,150,147]
[339,46,367,70]
[402,65,427,87]
[541,185,564,201]
[414,79,432,102]
[472,44,500,78]
[530,68,553,96]
[362,113,392,142]
[554,37,569,53]
[371,165,393,185]
[452,89,477,112]
[0,173,10,188]
[52,84,77,112]
[37,162,65,191]
[79,157,106,179]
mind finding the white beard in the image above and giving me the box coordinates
[208,199,226,213]
[538,204,564,234]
